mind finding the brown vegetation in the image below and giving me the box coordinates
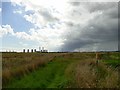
[2,52,120,88]
[2,52,65,85]
[75,59,119,88]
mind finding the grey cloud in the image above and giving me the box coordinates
[104,7,118,19]
[62,39,96,51]
[84,2,117,13]
[66,21,75,27]
[61,2,118,52]
[69,2,81,6]
[87,15,118,41]
[38,9,59,22]
[118,2,120,51]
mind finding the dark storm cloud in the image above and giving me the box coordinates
[61,2,118,51]
[61,38,97,51]
[118,2,120,51]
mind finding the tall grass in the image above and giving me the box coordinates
[2,52,120,88]
[75,59,97,88]
[4,53,74,88]
[2,53,65,85]
[74,59,119,88]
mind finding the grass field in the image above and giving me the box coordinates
[2,52,120,88]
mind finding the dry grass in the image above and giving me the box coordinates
[97,64,119,88]
[75,59,97,88]
[75,59,119,88]
[2,52,120,88]
[2,52,65,85]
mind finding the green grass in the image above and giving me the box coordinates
[5,56,76,88]
[101,52,120,68]
[3,52,120,88]
[102,59,120,67]
[2,52,67,85]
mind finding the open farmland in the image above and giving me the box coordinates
[2,52,120,88]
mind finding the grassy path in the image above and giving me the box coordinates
[5,56,75,88]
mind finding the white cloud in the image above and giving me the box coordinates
[8,1,118,51]
[28,28,65,51]
[10,0,68,26]
[0,8,1,12]
[15,31,31,40]
[0,24,65,51]
[19,42,28,46]
[13,10,22,14]
[10,1,68,51]
[11,0,104,29]
[0,25,14,37]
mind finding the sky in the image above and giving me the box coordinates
[0,0,119,52]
